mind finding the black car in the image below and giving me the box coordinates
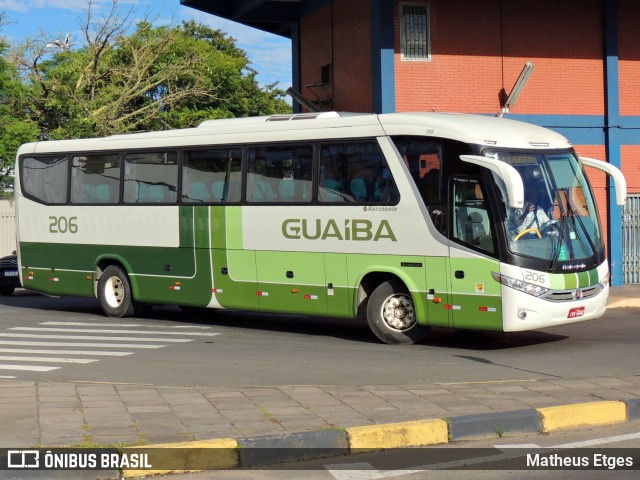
[0,252,20,296]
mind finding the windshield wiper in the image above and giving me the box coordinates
[568,209,597,257]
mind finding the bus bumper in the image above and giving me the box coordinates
[501,283,609,332]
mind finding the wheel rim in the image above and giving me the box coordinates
[103,275,124,309]
[380,293,416,331]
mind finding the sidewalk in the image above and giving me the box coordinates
[0,286,638,471]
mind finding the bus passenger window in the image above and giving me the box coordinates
[71,155,120,204]
[124,151,178,204]
[182,148,241,203]
[391,136,446,234]
[20,156,69,204]
[451,177,495,254]
[319,141,399,203]
[246,145,312,203]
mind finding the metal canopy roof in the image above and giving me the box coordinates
[180,0,304,37]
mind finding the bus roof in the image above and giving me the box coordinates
[17,112,571,156]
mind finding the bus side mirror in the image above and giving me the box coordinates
[579,157,627,206]
[459,155,524,209]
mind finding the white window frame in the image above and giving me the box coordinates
[400,2,431,61]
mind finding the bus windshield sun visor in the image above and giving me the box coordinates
[579,157,627,206]
[459,154,524,209]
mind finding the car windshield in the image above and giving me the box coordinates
[485,150,603,264]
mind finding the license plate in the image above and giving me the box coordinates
[3,271,18,277]
[567,307,585,319]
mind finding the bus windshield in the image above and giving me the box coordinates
[485,150,603,265]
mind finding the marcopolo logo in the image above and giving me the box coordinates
[282,219,397,242]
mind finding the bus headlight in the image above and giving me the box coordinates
[491,272,549,297]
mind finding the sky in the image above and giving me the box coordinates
[0,0,293,89]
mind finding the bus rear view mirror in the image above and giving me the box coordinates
[459,154,524,209]
[579,157,627,206]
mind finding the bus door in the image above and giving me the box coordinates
[448,176,503,331]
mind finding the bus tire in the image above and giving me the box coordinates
[366,279,428,344]
[98,265,137,317]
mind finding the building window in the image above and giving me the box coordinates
[400,3,430,61]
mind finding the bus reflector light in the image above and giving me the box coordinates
[49,277,59,282]
[169,285,181,290]
[304,294,318,300]
[479,307,497,312]
[211,288,223,293]
[256,291,269,296]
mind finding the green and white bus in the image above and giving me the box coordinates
[14,112,626,344]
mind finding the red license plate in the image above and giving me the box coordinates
[567,307,585,319]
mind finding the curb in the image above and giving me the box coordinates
[121,398,640,477]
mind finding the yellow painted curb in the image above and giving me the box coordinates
[121,438,238,478]
[346,419,449,451]
[538,401,627,433]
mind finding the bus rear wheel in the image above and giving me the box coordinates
[98,265,138,318]
[366,279,428,344]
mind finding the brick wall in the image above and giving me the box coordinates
[299,0,373,112]
[394,0,605,115]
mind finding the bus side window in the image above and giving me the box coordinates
[182,148,241,203]
[451,177,495,254]
[21,156,69,205]
[319,141,399,204]
[392,136,446,234]
[246,145,312,203]
[71,154,120,204]
[124,151,178,204]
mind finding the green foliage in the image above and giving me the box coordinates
[0,39,38,190]
[2,3,290,156]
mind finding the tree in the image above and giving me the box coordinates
[0,13,39,198]
[13,0,290,140]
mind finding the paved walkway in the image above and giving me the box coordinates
[0,286,638,450]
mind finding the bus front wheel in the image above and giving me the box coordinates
[98,265,137,318]
[366,280,428,344]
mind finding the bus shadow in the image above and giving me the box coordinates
[0,291,568,349]
[421,327,568,351]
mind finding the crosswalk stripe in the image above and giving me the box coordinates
[11,327,221,337]
[0,340,164,348]
[0,333,193,342]
[0,356,98,364]
[0,348,132,356]
[0,364,60,372]
[41,322,213,329]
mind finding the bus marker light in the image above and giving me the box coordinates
[433,297,442,303]
[86,276,92,280]
[291,289,299,293]
[175,282,181,286]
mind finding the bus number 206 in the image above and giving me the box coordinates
[49,216,78,234]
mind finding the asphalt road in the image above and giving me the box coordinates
[0,289,639,387]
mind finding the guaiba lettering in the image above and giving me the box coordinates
[282,219,397,242]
